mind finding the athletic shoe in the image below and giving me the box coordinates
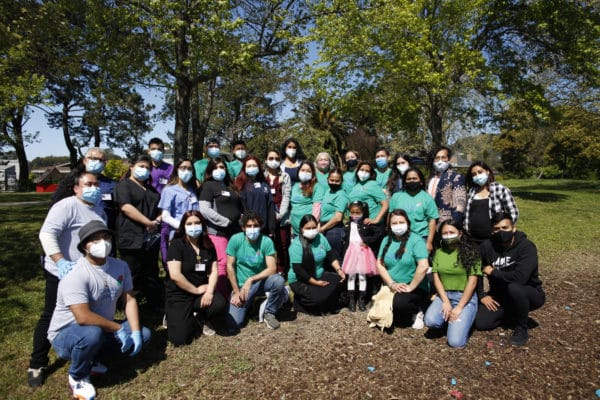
[90,361,107,375]
[27,367,46,388]
[263,313,280,330]
[68,375,96,400]
[411,311,425,330]
[202,324,216,336]
[509,326,529,346]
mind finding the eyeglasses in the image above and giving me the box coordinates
[86,156,105,162]
[267,157,280,161]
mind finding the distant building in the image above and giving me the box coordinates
[33,163,71,193]
[0,159,18,192]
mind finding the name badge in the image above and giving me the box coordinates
[254,182,262,188]
[102,193,112,201]
[271,188,276,194]
[221,191,230,197]
[195,263,206,271]
[159,178,168,184]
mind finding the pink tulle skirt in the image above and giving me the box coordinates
[342,243,378,275]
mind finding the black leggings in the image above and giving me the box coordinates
[119,248,164,310]
[475,283,545,330]
[30,269,59,369]
[392,288,427,321]
[290,272,342,314]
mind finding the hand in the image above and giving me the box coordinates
[129,331,143,356]
[114,326,133,353]
[196,284,208,296]
[239,281,252,302]
[314,280,330,287]
[481,295,500,311]
[449,305,463,322]
[56,258,75,279]
[200,292,213,308]
[482,266,494,276]
[397,283,412,293]
[230,292,244,307]
[336,269,346,282]
[363,218,374,225]
[441,301,452,321]
[146,220,159,233]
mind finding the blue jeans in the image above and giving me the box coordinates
[228,274,286,328]
[424,291,478,348]
[51,321,151,380]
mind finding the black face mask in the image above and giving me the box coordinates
[492,230,514,245]
[404,181,421,193]
[345,159,358,169]
[329,183,341,192]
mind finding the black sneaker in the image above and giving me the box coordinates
[27,367,46,388]
[509,326,529,346]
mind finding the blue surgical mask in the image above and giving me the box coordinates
[212,168,226,181]
[81,186,101,204]
[472,173,489,186]
[375,157,388,168]
[85,159,104,174]
[178,169,193,183]
[245,227,260,241]
[245,166,260,177]
[185,224,203,238]
[133,166,150,181]
[149,149,163,163]
[207,147,220,158]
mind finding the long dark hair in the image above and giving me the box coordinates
[386,153,412,193]
[401,167,426,191]
[355,160,376,181]
[380,209,411,262]
[280,137,306,161]
[174,210,215,251]
[438,219,480,274]
[465,161,496,190]
[298,161,318,197]
[234,156,266,192]
[298,214,318,277]
[204,157,232,186]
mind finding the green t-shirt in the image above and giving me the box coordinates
[342,170,356,194]
[432,248,482,291]
[287,233,331,284]
[375,168,391,188]
[320,189,349,223]
[378,233,429,290]
[348,180,387,220]
[227,159,243,179]
[290,182,326,235]
[389,190,439,238]
[316,170,329,186]
[193,159,209,183]
[226,232,276,287]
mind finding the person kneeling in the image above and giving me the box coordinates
[48,221,151,400]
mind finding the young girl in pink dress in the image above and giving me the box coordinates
[342,201,379,311]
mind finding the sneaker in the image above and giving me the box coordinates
[90,361,107,375]
[161,313,168,329]
[263,312,280,330]
[411,311,425,330]
[509,326,529,346]
[68,375,96,400]
[202,324,216,336]
[27,367,46,388]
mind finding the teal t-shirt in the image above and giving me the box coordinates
[378,233,429,290]
[432,248,482,291]
[375,168,391,188]
[316,170,329,186]
[320,189,349,223]
[342,170,356,194]
[193,159,209,183]
[348,180,387,220]
[227,159,243,179]
[290,182,326,235]
[389,190,439,237]
[287,233,331,284]
[226,232,276,287]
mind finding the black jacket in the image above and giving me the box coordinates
[342,220,386,253]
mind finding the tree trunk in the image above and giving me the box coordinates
[93,125,101,147]
[190,83,200,160]
[174,76,191,160]
[62,101,78,168]
[6,109,30,191]
[192,79,216,160]
[426,92,445,148]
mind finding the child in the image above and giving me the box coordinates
[342,201,380,311]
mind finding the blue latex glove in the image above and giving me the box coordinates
[130,331,143,356]
[114,326,133,353]
[56,258,75,279]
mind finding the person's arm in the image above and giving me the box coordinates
[277,174,292,220]
[398,258,429,293]
[432,272,452,321]
[161,209,180,230]
[319,211,343,233]
[451,173,466,224]
[312,202,321,221]
[484,242,538,285]
[501,184,519,224]
[198,200,231,227]
[167,260,203,295]
[120,203,159,231]
[366,198,389,225]
[122,291,141,332]
[226,255,243,306]
[448,275,478,322]
[200,261,219,308]
[331,258,346,281]
[69,303,121,333]
[426,218,436,253]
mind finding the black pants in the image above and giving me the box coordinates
[290,272,342,314]
[475,283,545,330]
[30,269,59,369]
[119,247,164,311]
[166,291,227,346]
[392,288,427,321]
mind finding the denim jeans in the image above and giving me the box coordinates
[51,321,151,380]
[228,274,286,328]
[424,291,478,348]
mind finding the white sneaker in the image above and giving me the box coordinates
[90,361,107,375]
[68,375,96,400]
[412,311,425,330]
[202,324,216,336]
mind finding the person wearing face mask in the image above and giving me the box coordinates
[427,146,466,226]
[115,154,164,313]
[475,212,544,346]
[464,161,519,244]
[264,150,292,277]
[386,153,412,195]
[165,211,228,345]
[280,138,306,184]
[348,161,389,228]
[147,137,174,194]
[424,220,481,348]
[375,210,430,329]
[314,152,334,186]
[158,159,200,268]
[390,168,439,253]
[374,147,392,189]
[227,139,248,179]
[290,161,326,236]
[194,137,222,183]
[288,214,346,315]
[234,156,276,235]
[28,171,108,388]
[318,168,349,261]
[47,220,151,400]
[198,158,243,297]
[226,211,286,330]
[342,149,360,194]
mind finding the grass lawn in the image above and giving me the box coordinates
[0,180,598,399]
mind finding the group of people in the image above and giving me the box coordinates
[27,137,545,399]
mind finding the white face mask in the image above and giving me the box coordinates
[234,149,247,160]
[357,171,371,182]
[302,228,319,240]
[88,240,111,259]
[298,171,312,183]
[434,160,449,173]
[266,160,280,170]
[286,148,297,158]
[397,164,409,174]
[391,223,408,236]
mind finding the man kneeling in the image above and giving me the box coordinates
[48,221,151,399]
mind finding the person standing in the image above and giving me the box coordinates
[374,147,392,189]
[342,149,360,195]
[318,168,349,261]
[427,146,466,226]
[227,139,248,179]
[386,153,412,195]
[280,138,306,184]
[28,171,107,388]
[194,137,222,183]
[148,137,174,194]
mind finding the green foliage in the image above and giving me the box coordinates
[104,159,129,181]
[30,156,71,169]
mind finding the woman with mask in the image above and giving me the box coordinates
[314,152,335,186]
[464,161,519,244]
[376,209,430,328]
[427,146,466,226]
[374,147,392,189]
[290,161,325,236]
[158,158,200,268]
[424,220,481,348]
[288,215,346,314]
[115,154,163,311]
[165,211,228,345]
[348,161,389,227]
[390,168,439,253]
[198,158,244,296]
[280,138,306,184]
[342,149,360,194]
[318,168,349,261]
[386,153,412,195]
